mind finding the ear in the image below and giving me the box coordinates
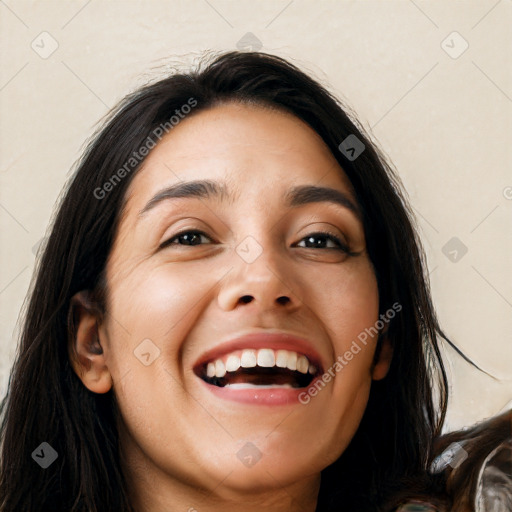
[68,290,113,394]
[371,333,394,381]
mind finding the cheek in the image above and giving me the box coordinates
[108,262,208,340]
[100,259,232,425]
[100,264,212,468]
[98,263,210,400]
[302,257,379,442]
[314,257,379,348]
[327,260,380,390]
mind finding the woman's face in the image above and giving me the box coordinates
[72,102,391,506]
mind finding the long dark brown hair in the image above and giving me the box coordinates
[0,50,506,511]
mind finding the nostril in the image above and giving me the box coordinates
[277,296,290,305]
[240,295,253,304]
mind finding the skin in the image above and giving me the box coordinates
[69,102,393,512]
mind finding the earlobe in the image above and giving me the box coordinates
[371,335,393,381]
[68,291,113,394]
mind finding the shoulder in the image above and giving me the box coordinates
[430,408,512,512]
[390,410,511,512]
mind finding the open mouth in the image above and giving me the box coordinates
[195,348,320,389]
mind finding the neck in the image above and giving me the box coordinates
[119,427,320,512]
[129,473,320,512]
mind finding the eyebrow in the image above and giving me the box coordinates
[138,179,361,219]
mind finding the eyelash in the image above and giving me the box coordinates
[160,229,351,253]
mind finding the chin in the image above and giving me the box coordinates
[198,439,326,493]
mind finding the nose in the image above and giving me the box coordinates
[217,242,300,312]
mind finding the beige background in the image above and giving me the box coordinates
[1,0,511,433]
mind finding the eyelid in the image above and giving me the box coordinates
[295,219,349,245]
[295,230,352,253]
[159,228,356,255]
[158,228,213,249]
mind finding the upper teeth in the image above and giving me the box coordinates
[205,349,317,379]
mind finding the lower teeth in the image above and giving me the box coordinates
[224,383,294,389]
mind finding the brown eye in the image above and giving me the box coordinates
[296,231,350,252]
[160,230,212,248]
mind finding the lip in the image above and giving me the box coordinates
[198,377,320,405]
[193,330,326,405]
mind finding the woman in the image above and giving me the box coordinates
[0,50,509,512]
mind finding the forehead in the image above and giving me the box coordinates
[123,102,356,215]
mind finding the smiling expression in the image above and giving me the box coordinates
[71,101,391,506]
